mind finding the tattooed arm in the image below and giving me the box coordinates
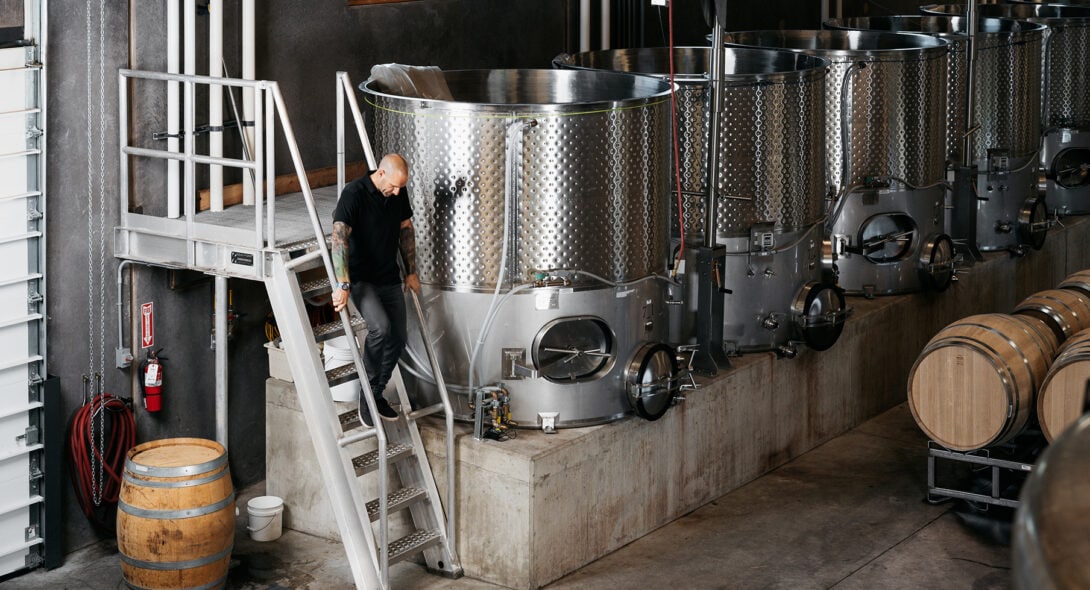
[331,220,352,312]
[399,218,420,294]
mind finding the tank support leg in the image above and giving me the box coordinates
[692,245,730,376]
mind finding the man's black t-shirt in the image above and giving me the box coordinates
[332,172,413,285]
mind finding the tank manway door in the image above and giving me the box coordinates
[791,283,848,352]
[624,343,693,421]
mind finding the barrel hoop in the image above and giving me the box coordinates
[120,544,233,572]
[125,451,227,478]
[123,465,229,489]
[1018,301,1075,333]
[943,321,1044,392]
[119,493,234,520]
[125,573,227,590]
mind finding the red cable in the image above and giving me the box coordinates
[67,393,136,524]
[668,1,687,275]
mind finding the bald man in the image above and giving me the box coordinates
[331,153,421,426]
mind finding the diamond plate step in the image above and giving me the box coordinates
[352,443,415,477]
[366,486,428,522]
[313,314,366,342]
[339,408,362,432]
[300,277,332,299]
[325,364,358,388]
[388,529,442,566]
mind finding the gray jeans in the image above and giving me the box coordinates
[350,281,406,398]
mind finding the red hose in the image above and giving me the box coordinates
[66,393,136,526]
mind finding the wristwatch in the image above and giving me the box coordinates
[338,282,351,291]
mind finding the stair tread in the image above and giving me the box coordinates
[388,529,443,565]
[314,315,366,342]
[339,409,362,431]
[299,277,332,298]
[326,364,358,387]
[365,486,428,521]
[352,443,415,476]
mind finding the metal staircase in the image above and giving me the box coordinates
[114,69,460,590]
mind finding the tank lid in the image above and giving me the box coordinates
[722,29,949,60]
[552,46,828,83]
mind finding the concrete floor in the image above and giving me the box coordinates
[3,403,1013,590]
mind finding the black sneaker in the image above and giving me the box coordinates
[374,397,399,422]
[358,405,374,428]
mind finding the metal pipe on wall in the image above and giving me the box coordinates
[580,0,591,51]
[242,0,255,205]
[214,275,228,446]
[704,19,724,248]
[209,0,223,211]
[601,0,610,50]
[167,0,180,218]
[963,0,978,168]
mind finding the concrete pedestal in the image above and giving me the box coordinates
[267,216,1090,589]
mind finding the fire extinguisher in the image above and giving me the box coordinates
[141,348,165,412]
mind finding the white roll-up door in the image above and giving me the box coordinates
[0,11,47,575]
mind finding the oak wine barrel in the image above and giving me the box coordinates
[1038,329,1090,441]
[1013,288,1090,342]
[117,438,235,590]
[908,313,1057,451]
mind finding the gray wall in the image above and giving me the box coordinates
[41,0,944,555]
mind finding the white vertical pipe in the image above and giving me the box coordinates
[214,275,228,446]
[184,0,195,217]
[209,0,224,211]
[242,0,256,205]
[580,0,591,52]
[167,0,180,218]
[821,0,829,23]
[600,0,610,50]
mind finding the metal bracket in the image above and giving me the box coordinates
[503,349,538,380]
[16,426,39,445]
[25,524,39,542]
[538,412,559,434]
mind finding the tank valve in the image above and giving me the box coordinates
[764,268,776,278]
[761,315,780,331]
[995,221,1013,234]
[775,344,798,359]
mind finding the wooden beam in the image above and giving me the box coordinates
[198,161,369,211]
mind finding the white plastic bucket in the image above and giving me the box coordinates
[324,336,360,402]
[246,495,284,542]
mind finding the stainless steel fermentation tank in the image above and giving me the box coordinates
[360,69,681,428]
[970,4,1090,216]
[917,7,1048,251]
[553,46,845,356]
[723,31,952,296]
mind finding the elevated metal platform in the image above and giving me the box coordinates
[114,185,339,279]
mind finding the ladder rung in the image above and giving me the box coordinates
[388,529,442,566]
[314,315,366,342]
[366,486,428,522]
[300,277,332,299]
[352,443,414,477]
[326,364,358,388]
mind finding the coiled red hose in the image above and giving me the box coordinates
[66,393,136,526]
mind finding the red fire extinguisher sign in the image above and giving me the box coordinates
[141,302,154,348]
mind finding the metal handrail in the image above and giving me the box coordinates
[118,69,272,251]
[119,68,387,589]
[337,70,460,583]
